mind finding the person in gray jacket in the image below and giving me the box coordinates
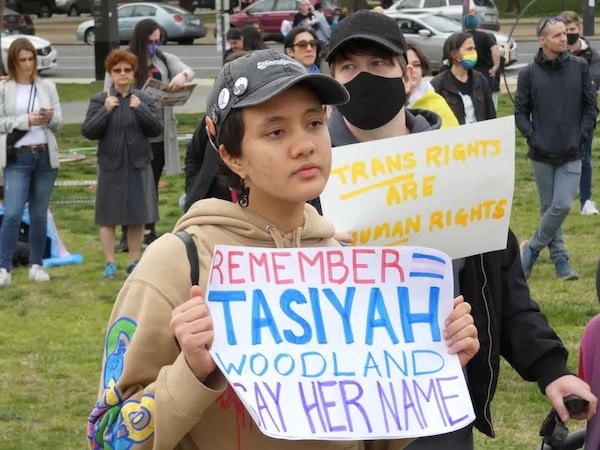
[116,18,195,251]
[516,17,598,281]
[83,49,163,279]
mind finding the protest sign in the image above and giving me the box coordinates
[320,116,515,259]
[206,245,475,441]
[140,78,196,107]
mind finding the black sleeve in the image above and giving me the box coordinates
[184,116,209,194]
[514,65,534,142]
[499,230,571,392]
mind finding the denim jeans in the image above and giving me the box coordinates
[580,132,593,206]
[0,150,57,270]
[529,159,581,262]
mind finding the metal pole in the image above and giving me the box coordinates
[582,0,595,37]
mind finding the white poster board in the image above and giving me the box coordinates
[206,245,475,441]
[320,116,516,259]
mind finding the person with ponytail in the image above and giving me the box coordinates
[430,31,495,125]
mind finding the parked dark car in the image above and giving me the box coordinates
[3,7,35,35]
[6,0,56,18]
[53,0,91,16]
[229,0,338,41]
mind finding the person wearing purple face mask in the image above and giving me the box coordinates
[107,19,195,252]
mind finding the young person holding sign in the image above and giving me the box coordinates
[324,10,597,450]
[87,49,480,450]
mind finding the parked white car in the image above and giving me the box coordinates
[384,12,516,72]
[386,0,500,31]
[1,32,58,72]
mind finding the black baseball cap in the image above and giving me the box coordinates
[206,49,349,135]
[325,10,407,62]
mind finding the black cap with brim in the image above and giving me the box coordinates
[206,49,349,133]
[325,10,407,63]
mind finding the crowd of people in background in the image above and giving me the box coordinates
[0,5,600,450]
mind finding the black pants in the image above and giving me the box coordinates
[405,425,474,449]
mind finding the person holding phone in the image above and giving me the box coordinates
[0,37,63,286]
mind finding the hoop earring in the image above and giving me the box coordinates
[238,178,250,208]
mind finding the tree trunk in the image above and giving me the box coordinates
[504,0,521,13]
[0,0,5,76]
[179,0,195,13]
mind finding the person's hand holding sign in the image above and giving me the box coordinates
[444,296,479,367]
[171,286,217,382]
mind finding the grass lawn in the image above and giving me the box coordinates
[0,95,598,449]
[494,0,589,16]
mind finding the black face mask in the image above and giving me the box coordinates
[337,72,407,130]
[567,33,580,45]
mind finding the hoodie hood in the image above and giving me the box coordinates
[534,48,570,70]
[328,106,441,146]
[175,198,336,248]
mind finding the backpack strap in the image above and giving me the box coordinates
[174,230,199,286]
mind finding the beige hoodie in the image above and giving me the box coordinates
[87,198,412,450]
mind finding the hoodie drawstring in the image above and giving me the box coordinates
[265,224,304,248]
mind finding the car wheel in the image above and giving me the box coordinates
[68,5,80,16]
[85,28,95,45]
[39,5,52,18]
[159,27,168,45]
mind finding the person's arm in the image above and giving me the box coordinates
[164,52,195,91]
[132,90,164,138]
[88,239,227,449]
[579,59,599,138]
[588,47,600,90]
[0,82,30,133]
[494,230,596,421]
[490,44,500,77]
[184,117,208,194]
[81,93,111,140]
[514,65,534,144]
[44,81,63,132]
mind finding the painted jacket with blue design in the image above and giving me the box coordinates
[87,198,413,450]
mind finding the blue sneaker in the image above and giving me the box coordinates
[520,240,539,279]
[102,262,117,279]
[555,257,579,281]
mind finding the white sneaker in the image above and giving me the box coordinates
[581,199,600,215]
[29,264,50,282]
[0,268,11,286]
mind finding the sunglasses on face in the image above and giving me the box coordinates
[112,67,133,74]
[294,39,318,50]
[537,16,564,36]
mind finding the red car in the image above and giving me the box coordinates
[229,0,338,41]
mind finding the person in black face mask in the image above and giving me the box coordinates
[325,10,441,144]
[324,9,598,450]
[561,10,600,217]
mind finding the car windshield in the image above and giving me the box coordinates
[319,0,338,10]
[473,0,495,6]
[420,14,462,32]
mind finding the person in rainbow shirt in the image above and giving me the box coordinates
[430,32,496,125]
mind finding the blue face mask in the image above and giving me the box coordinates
[147,42,159,57]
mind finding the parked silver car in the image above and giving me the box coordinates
[386,0,500,31]
[385,12,516,72]
[75,2,208,45]
[1,31,58,72]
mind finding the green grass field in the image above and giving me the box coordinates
[0,95,598,449]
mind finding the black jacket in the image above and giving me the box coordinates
[81,88,163,171]
[572,37,600,90]
[430,69,496,125]
[461,229,570,437]
[327,112,571,438]
[515,49,598,165]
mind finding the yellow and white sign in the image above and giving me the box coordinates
[321,117,516,259]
